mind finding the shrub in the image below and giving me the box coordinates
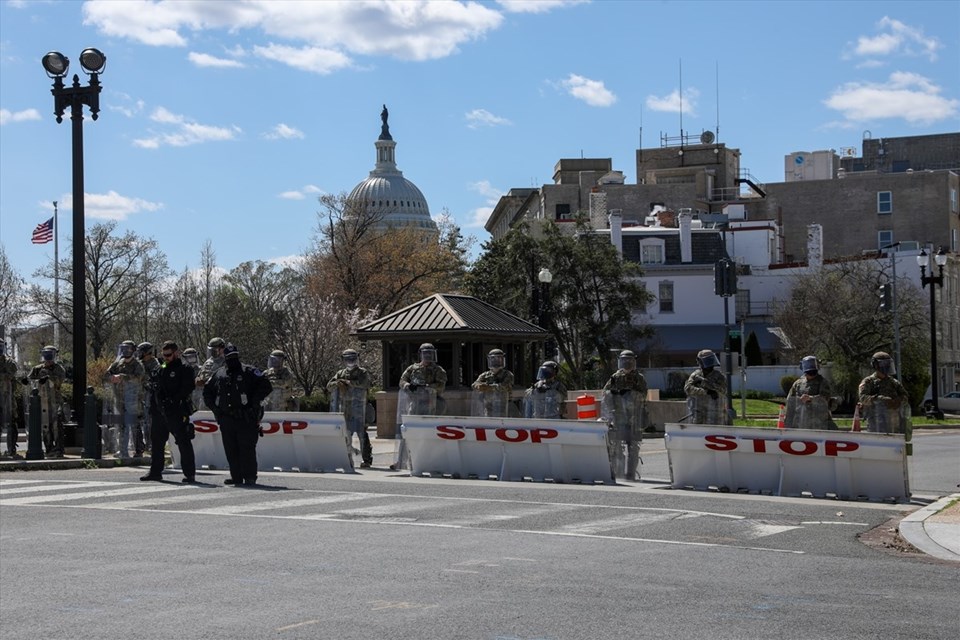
[780,375,798,396]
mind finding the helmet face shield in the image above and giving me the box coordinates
[420,348,437,364]
[697,351,720,369]
[182,350,199,366]
[618,355,637,371]
[119,343,135,359]
[268,355,282,370]
[875,357,896,376]
[801,356,819,375]
[488,353,505,370]
[536,364,557,381]
[41,348,56,362]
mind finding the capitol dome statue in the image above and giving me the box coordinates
[347,105,436,232]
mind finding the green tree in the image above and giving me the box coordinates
[465,218,653,388]
[0,245,26,335]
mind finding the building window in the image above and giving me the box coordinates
[658,281,674,313]
[555,203,573,221]
[951,188,958,213]
[639,239,665,264]
[878,230,893,249]
[877,191,892,214]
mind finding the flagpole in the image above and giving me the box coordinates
[53,200,60,350]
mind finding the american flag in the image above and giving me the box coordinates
[31,217,54,244]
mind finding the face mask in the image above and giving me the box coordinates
[226,357,242,372]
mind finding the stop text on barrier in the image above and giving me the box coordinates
[193,419,308,435]
[704,434,859,457]
[435,425,559,443]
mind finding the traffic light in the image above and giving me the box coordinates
[878,283,893,311]
[714,259,737,297]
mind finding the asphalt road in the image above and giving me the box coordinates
[1,434,957,640]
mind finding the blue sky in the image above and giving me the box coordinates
[2,0,958,286]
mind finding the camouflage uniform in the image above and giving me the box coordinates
[327,359,372,466]
[400,362,447,407]
[28,361,66,456]
[471,367,515,417]
[1,352,19,457]
[265,366,299,411]
[139,354,161,454]
[785,374,835,430]
[858,373,909,434]
[602,353,648,480]
[684,368,729,425]
[104,352,145,457]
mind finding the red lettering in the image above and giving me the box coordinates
[704,434,737,451]
[436,425,465,440]
[530,428,558,443]
[193,419,218,434]
[824,441,859,457]
[474,427,488,442]
[496,428,528,443]
[282,420,308,434]
[780,440,818,456]
[260,421,281,435]
[745,437,776,453]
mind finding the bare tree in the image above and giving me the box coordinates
[0,245,27,337]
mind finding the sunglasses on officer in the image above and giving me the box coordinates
[161,350,176,360]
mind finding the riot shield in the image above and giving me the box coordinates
[601,390,645,480]
[101,382,121,455]
[863,399,911,435]
[392,386,437,471]
[523,387,563,419]
[265,386,299,412]
[685,393,727,425]
[471,385,513,417]
[784,394,834,430]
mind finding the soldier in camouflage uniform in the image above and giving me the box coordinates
[195,337,227,409]
[471,349,515,417]
[523,360,567,419]
[785,355,837,430]
[136,341,161,455]
[1,340,21,458]
[399,343,447,414]
[27,345,66,458]
[858,351,910,434]
[265,350,299,411]
[602,350,648,480]
[104,340,145,458]
[684,349,730,425]
[181,347,203,412]
[327,349,372,467]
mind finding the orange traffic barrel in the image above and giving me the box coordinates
[577,394,598,419]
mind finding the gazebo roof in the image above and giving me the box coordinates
[354,293,548,341]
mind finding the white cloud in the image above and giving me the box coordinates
[279,185,324,200]
[108,94,146,118]
[465,108,512,129]
[134,107,241,148]
[83,1,504,64]
[561,74,616,107]
[188,51,245,68]
[267,254,305,270]
[465,180,503,228]
[55,190,164,221]
[824,72,959,125]
[253,43,353,75]
[645,87,699,116]
[849,16,942,62]
[497,0,589,14]
[0,108,41,125]
[263,123,305,140]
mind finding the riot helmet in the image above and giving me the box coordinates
[207,337,226,358]
[618,350,637,372]
[487,349,505,371]
[800,355,819,375]
[697,349,720,370]
[419,343,437,364]
[182,348,199,366]
[536,360,558,381]
[41,345,58,362]
[118,340,136,359]
[871,352,895,376]
[268,349,286,370]
[137,341,155,358]
[223,343,240,360]
[341,349,359,369]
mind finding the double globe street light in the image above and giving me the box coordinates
[917,247,947,419]
[42,48,106,457]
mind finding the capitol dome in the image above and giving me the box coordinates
[347,105,436,231]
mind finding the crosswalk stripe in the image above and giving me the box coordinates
[188,492,377,515]
[559,511,683,534]
[0,479,45,487]
[0,481,121,495]
[91,491,237,510]
[444,504,577,527]
[1,485,187,506]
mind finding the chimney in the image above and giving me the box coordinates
[609,209,623,256]
[679,210,693,263]
[807,223,823,268]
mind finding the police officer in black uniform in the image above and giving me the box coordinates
[141,341,197,483]
[203,343,272,486]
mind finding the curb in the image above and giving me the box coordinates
[899,493,960,562]
[0,456,150,472]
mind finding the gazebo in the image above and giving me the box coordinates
[353,293,549,436]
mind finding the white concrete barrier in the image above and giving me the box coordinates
[664,423,910,501]
[400,415,612,483]
[171,411,353,473]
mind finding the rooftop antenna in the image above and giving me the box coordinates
[678,59,683,141]
[715,60,720,143]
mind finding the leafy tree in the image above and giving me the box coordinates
[0,245,26,336]
[465,218,653,388]
[307,193,471,315]
[773,259,929,410]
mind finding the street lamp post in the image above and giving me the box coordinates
[538,268,553,361]
[917,247,947,420]
[42,48,106,452]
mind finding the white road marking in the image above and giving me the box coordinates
[0,481,120,495]
[189,493,376,515]
[741,522,803,539]
[1,484,186,506]
[0,479,45,487]
[559,511,685,534]
[444,504,576,527]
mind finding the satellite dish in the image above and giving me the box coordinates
[700,131,715,144]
